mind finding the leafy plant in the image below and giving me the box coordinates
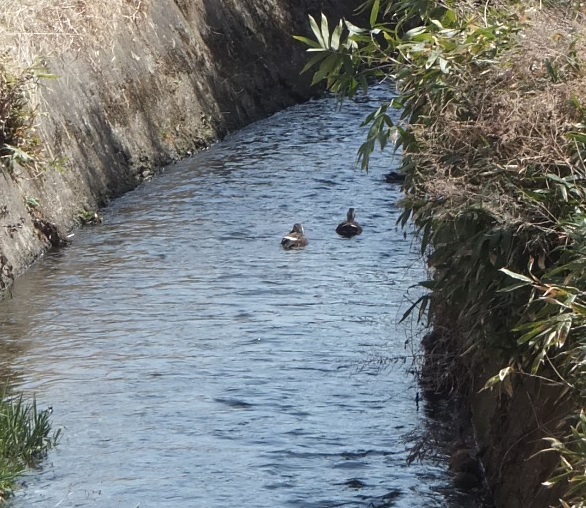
[0,395,59,465]
[544,411,586,508]
[0,54,56,175]
[77,208,102,225]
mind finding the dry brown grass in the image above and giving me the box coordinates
[409,5,586,237]
[0,0,147,65]
[0,0,149,162]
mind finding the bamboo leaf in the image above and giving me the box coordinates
[309,15,326,48]
[299,52,329,74]
[344,20,365,36]
[405,26,427,39]
[320,13,330,49]
[331,21,343,51]
[499,366,513,381]
[500,268,534,283]
[399,294,427,323]
[439,56,449,73]
[370,0,380,27]
[311,53,342,85]
[292,35,323,49]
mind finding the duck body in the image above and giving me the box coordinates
[384,171,405,184]
[281,223,308,250]
[336,208,362,238]
[449,438,484,490]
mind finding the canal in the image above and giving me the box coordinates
[2,86,484,507]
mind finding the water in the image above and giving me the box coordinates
[0,87,482,507]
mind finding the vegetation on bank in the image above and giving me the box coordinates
[0,393,59,501]
[0,0,146,177]
[0,0,146,63]
[0,56,50,176]
[297,0,586,505]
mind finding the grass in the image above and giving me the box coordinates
[0,0,147,177]
[0,0,146,65]
[0,392,59,501]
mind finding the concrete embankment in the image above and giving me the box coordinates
[0,0,357,284]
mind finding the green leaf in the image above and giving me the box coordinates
[32,72,59,80]
[2,144,34,163]
[330,21,343,51]
[320,13,330,49]
[482,366,514,391]
[498,366,514,381]
[370,0,380,27]
[309,15,326,48]
[311,53,342,85]
[405,26,427,39]
[499,282,531,293]
[344,20,365,36]
[300,52,329,74]
[292,35,322,49]
[425,52,439,69]
[439,56,449,73]
[517,324,546,345]
[566,131,586,144]
[399,294,428,323]
[430,19,444,29]
[500,268,534,283]
[545,59,558,82]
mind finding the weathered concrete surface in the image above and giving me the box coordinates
[0,0,358,286]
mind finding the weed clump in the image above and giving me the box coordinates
[0,0,148,177]
[0,394,59,500]
[0,56,45,175]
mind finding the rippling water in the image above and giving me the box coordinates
[0,87,483,507]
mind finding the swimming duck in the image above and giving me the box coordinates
[336,208,363,238]
[281,223,308,250]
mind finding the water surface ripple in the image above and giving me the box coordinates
[1,87,477,507]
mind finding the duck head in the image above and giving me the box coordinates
[292,223,305,235]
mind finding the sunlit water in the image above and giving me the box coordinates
[0,87,484,507]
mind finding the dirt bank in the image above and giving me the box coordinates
[0,0,358,285]
[421,325,570,507]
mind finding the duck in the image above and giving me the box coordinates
[384,171,406,184]
[449,433,484,490]
[281,223,308,250]
[336,208,363,238]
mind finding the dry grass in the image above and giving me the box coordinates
[0,0,150,167]
[0,0,147,65]
[409,5,586,237]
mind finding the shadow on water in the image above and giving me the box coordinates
[0,85,490,507]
